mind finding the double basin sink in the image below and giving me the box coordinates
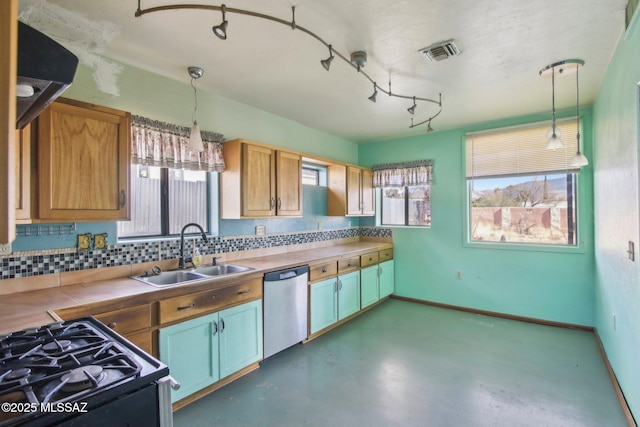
[132,263,253,288]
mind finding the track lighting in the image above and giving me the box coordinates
[426,119,434,133]
[407,97,416,115]
[136,2,444,131]
[368,82,377,103]
[212,4,228,40]
[186,66,205,153]
[320,45,334,71]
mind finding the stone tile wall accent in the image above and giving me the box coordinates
[0,227,392,280]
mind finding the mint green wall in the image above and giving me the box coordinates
[592,18,640,420]
[64,62,358,162]
[359,110,595,327]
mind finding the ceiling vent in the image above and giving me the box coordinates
[419,40,460,63]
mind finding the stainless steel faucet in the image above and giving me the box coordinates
[178,223,208,269]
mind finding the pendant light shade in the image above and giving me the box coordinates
[187,66,205,153]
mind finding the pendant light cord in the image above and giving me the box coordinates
[551,67,556,135]
[576,65,580,146]
[191,77,199,123]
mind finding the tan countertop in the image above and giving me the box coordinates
[0,241,392,334]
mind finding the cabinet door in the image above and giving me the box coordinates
[379,260,395,298]
[275,150,302,216]
[338,271,360,320]
[310,277,338,334]
[37,99,130,221]
[360,265,379,309]
[346,166,362,215]
[218,299,263,379]
[242,143,275,217]
[159,312,220,403]
[361,168,375,215]
[15,125,30,220]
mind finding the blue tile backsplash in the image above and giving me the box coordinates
[0,227,391,281]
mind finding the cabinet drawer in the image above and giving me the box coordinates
[126,330,152,354]
[360,252,379,268]
[94,304,151,336]
[378,248,394,262]
[159,279,262,325]
[309,261,338,282]
[338,256,360,273]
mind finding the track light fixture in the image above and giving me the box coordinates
[135,1,444,130]
[368,82,378,103]
[187,66,205,153]
[320,45,334,71]
[426,119,434,133]
[212,4,228,40]
[407,97,417,115]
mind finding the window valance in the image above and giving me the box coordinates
[372,160,433,187]
[131,115,225,172]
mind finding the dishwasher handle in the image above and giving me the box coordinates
[264,265,309,282]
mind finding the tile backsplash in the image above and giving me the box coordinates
[0,227,392,281]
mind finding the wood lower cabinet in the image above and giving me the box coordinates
[221,139,302,218]
[55,303,152,354]
[159,299,263,404]
[36,98,130,221]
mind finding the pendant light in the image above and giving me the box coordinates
[570,62,589,168]
[545,65,563,150]
[187,66,205,153]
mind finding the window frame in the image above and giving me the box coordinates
[463,120,587,253]
[117,164,217,241]
[380,185,431,228]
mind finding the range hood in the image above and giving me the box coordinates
[16,22,79,129]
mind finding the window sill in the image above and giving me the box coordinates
[463,239,586,254]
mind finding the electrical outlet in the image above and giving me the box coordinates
[613,313,616,330]
[456,271,462,280]
[0,243,12,255]
[255,225,266,236]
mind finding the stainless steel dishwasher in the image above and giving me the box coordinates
[263,265,309,359]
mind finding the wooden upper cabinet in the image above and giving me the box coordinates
[221,139,302,218]
[328,164,375,217]
[15,125,31,221]
[37,98,131,221]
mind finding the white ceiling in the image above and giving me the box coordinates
[18,0,627,142]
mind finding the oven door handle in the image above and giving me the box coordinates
[157,375,179,427]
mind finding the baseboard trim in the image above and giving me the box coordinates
[391,295,593,331]
[391,295,637,426]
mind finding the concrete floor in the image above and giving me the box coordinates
[174,299,628,427]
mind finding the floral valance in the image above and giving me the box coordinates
[372,160,433,187]
[131,115,225,172]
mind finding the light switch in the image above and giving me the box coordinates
[628,241,635,261]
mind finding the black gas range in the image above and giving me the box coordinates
[0,317,172,427]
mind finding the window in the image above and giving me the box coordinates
[374,160,432,227]
[381,186,431,226]
[117,164,211,238]
[302,167,319,186]
[466,119,580,246]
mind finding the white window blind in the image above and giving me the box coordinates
[466,118,579,179]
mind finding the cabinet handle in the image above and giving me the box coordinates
[107,322,117,329]
[119,190,126,208]
[237,288,251,295]
[220,318,225,332]
[369,257,372,261]
[270,197,275,209]
[212,321,218,336]
[277,197,282,209]
[177,303,195,311]
[338,280,342,290]
[321,267,327,273]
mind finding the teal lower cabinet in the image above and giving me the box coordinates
[218,299,263,378]
[159,299,263,403]
[337,270,360,319]
[360,265,379,308]
[159,312,219,403]
[378,259,395,298]
[310,277,338,334]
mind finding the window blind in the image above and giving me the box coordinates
[466,118,579,179]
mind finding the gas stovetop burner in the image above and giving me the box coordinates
[61,365,105,392]
[4,368,31,381]
[42,339,72,353]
